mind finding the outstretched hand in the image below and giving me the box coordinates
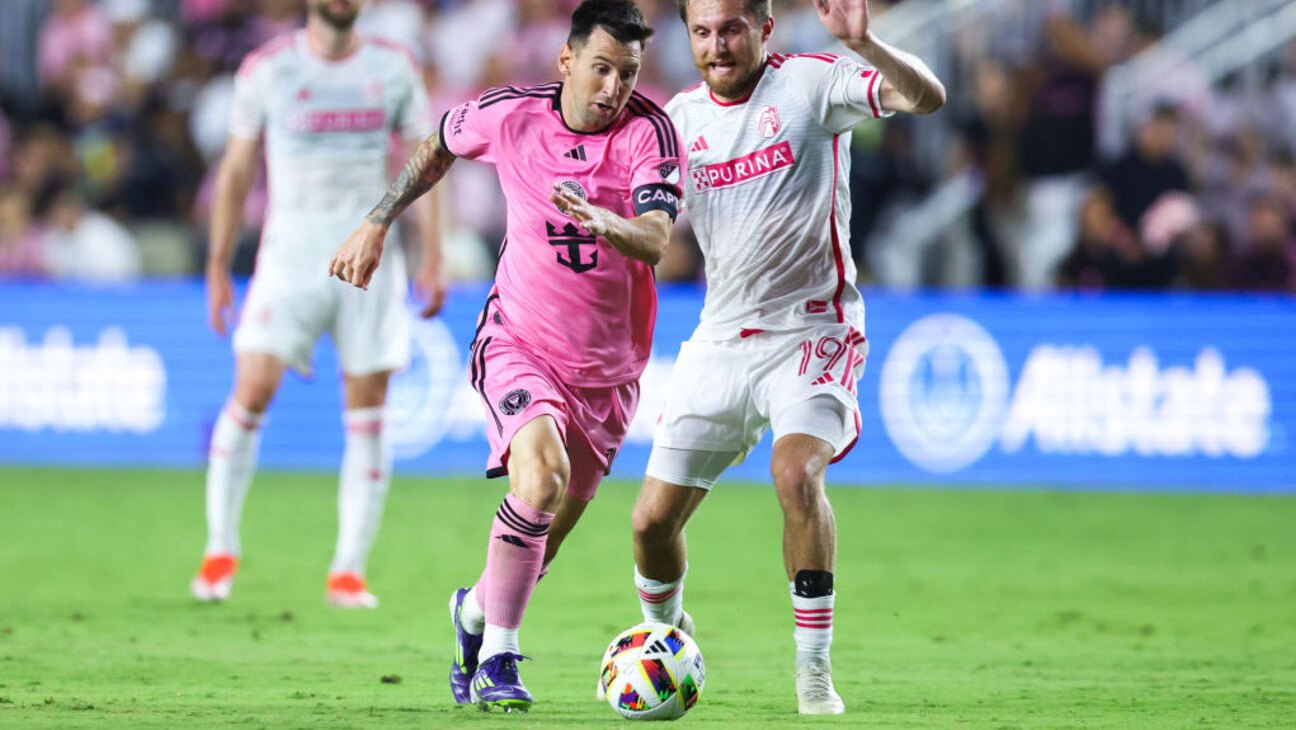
[414,259,447,318]
[206,268,235,336]
[551,184,620,238]
[329,222,388,290]
[814,0,872,44]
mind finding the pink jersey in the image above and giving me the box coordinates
[442,83,683,387]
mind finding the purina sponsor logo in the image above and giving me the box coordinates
[0,327,165,433]
[879,314,1274,473]
[691,141,794,193]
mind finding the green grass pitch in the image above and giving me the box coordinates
[0,467,1293,728]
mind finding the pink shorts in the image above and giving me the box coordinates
[471,298,639,502]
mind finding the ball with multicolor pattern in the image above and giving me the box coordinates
[599,622,705,720]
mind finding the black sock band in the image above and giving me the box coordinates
[794,570,834,598]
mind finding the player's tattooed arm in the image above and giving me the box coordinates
[365,132,457,228]
[330,133,456,289]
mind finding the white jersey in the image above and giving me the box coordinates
[666,53,891,340]
[230,30,433,263]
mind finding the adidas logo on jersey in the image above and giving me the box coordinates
[689,136,709,153]
[563,145,587,161]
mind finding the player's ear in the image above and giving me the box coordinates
[760,15,775,42]
[558,42,575,77]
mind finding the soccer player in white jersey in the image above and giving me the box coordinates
[629,0,945,714]
[190,0,445,609]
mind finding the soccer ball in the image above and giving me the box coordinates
[599,622,705,721]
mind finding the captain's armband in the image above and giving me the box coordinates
[632,183,680,221]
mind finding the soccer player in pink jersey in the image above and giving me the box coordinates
[627,0,945,715]
[329,0,683,712]
[191,0,444,609]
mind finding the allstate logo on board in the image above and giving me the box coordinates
[385,316,461,459]
[879,314,1009,473]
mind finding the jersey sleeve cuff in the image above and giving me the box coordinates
[867,71,895,119]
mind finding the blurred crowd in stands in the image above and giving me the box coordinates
[0,0,1293,292]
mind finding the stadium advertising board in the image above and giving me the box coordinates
[1,282,1292,492]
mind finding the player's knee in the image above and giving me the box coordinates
[772,457,824,514]
[509,449,569,511]
[231,381,275,414]
[632,501,677,549]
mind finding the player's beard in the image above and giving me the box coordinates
[315,0,360,30]
[700,54,762,100]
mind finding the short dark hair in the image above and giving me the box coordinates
[676,0,771,24]
[569,0,654,48]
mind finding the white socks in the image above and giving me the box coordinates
[480,625,520,661]
[462,584,487,633]
[791,586,834,665]
[635,565,686,627]
[329,407,391,576]
[204,401,263,556]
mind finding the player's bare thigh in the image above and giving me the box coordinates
[231,351,289,413]
[505,415,571,513]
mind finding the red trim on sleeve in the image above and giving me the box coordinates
[866,71,881,118]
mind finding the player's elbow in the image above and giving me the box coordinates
[640,239,667,267]
[915,80,947,115]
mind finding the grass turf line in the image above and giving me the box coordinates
[0,468,1292,728]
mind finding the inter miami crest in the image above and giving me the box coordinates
[553,178,587,214]
[499,388,532,416]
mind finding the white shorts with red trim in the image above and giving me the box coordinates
[233,246,409,377]
[648,323,866,486]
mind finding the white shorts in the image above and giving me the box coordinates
[233,246,410,376]
[647,323,867,489]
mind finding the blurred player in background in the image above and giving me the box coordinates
[191,0,445,609]
[628,0,945,714]
[329,0,682,711]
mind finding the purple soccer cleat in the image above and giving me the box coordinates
[448,588,483,704]
[469,653,533,712]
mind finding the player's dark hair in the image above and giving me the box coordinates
[676,0,771,24]
[569,0,654,48]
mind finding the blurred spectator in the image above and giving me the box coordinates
[1176,220,1232,291]
[1100,103,1189,232]
[43,187,141,282]
[1012,9,1105,290]
[1232,195,1296,293]
[1200,127,1272,247]
[952,58,1022,287]
[37,0,114,90]
[1056,186,1138,290]
[0,185,49,278]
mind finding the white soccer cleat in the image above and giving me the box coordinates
[325,572,379,609]
[190,554,238,602]
[795,656,845,715]
[678,610,696,638]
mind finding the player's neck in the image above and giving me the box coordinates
[305,18,358,61]
[558,84,616,134]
